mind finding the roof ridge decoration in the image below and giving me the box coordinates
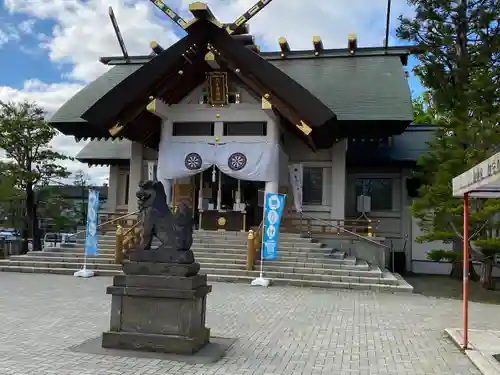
[150,0,270,35]
[81,1,340,150]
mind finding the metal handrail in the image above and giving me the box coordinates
[299,212,390,249]
[66,210,139,239]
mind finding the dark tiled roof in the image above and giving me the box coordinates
[50,65,141,124]
[49,52,412,136]
[390,125,435,160]
[346,125,435,165]
[49,65,142,138]
[270,56,412,121]
[76,140,131,162]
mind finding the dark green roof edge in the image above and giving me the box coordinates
[49,64,141,125]
[50,49,413,135]
[100,45,415,66]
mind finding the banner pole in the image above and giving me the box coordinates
[74,188,98,278]
[82,246,88,272]
[259,194,267,279]
[251,190,269,287]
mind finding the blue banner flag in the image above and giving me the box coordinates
[85,189,100,256]
[262,192,286,261]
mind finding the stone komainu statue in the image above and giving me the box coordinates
[135,180,194,264]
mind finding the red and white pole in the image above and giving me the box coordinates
[463,192,469,349]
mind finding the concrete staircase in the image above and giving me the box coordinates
[0,231,413,292]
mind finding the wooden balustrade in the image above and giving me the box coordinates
[282,216,379,237]
[246,221,264,270]
[246,230,255,270]
[114,225,124,264]
[114,221,142,264]
[99,211,138,233]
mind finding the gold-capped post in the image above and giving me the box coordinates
[261,95,272,109]
[296,120,312,136]
[348,33,357,55]
[109,123,124,137]
[150,41,164,54]
[188,2,222,27]
[204,51,220,69]
[146,98,156,114]
[278,36,290,56]
[312,35,323,55]
[244,44,260,53]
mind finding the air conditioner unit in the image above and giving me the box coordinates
[356,195,371,213]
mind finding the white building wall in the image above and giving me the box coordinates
[345,167,402,235]
[127,142,143,212]
[282,131,336,221]
[155,83,281,204]
[111,81,478,274]
[106,165,119,212]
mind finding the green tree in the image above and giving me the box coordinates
[0,162,23,228]
[398,0,500,287]
[412,93,441,124]
[0,162,20,201]
[73,169,90,226]
[40,193,80,234]
[0,101,71,253]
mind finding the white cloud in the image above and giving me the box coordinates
[4,0,179,82]
[0,79,83,114]
[18,19,36,34]
[0,23,21,47]
[0,0,413,185]
[176,0,412,50]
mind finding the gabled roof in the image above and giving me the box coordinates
[76,139,131,166]
[49,19,413,150]
[346,124,436,166]
[50,65,141,139]
[271,56,412,121]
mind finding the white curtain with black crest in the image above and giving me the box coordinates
[214,142,278,181]
[157,141,279,182]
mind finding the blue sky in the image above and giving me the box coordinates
[0,1,424,98]
[0,0,424,183]
[0,13,66,87]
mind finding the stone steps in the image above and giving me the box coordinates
[0,230,413,293]
[39,249,353,264]
[0,259,388,280]
[87,240,324,250]
[46,241,344,255]
[0,265,410,292]
[31,249,352,262]
[0,259,398,285]
[6,253,364,272]
[8,254,367,271]
[2,256,374,275]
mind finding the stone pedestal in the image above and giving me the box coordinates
[102,251,212,355]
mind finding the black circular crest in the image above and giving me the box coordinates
[228,152,247,171]
[184,152,202,170]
